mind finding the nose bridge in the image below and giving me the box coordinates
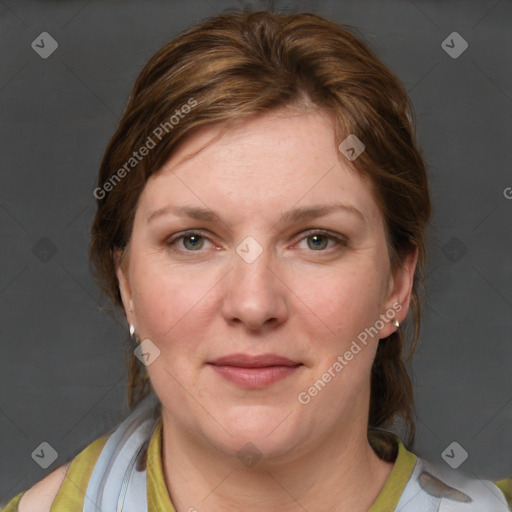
[223,234,285,328]
[232,234,276,293]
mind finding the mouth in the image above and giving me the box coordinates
[207,353,303,388]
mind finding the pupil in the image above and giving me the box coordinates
[310,235,326,249]
[186,235,202,249]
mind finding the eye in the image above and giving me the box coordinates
[166,231,213,252]
[165,229,347,254]
[296,230,347,251]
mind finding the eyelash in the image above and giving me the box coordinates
[165,229,347,254]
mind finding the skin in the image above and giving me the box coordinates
[116,107,418,511]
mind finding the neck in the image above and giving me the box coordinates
[160,418,394,512]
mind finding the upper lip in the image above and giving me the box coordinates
[208,353,301,368]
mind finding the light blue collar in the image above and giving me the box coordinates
[82,394,159,512]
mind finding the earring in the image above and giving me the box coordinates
[393,319,400,328]
[129,324,139,344]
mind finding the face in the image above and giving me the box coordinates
[116,108,417,461]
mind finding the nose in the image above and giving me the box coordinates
[221,239,288,332]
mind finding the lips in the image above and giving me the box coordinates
[208,353,301,368]
[207,353,302,388]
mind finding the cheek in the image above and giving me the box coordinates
[129,261,210,391]
[129,252,214,340]
[300,260,387,341]
[299,267,385,406]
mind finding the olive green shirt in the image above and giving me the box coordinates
[2,421,511,511]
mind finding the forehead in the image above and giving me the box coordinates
[139,109,381,227]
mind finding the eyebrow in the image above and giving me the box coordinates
[146,202,367,226]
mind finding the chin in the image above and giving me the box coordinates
[213,431,299,465]
[204,406,305,460]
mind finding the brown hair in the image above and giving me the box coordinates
[89,9,431,448]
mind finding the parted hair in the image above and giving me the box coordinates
[89,9,431,448]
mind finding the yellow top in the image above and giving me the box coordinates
[1,421,510,511]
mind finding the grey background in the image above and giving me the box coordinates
[1,0,511,504]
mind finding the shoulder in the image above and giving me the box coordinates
[495,478,512,510]
[13,434,109,512]
[17,462,71,512]
[405,456,511,511]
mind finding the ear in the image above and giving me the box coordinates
[114,247,135,323]
[378,244,419,339]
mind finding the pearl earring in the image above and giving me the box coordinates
[393,319,400,328]
[129,324,135,337]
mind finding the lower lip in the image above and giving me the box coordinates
[208,364,301,388]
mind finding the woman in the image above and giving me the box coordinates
[3,9,511,512]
